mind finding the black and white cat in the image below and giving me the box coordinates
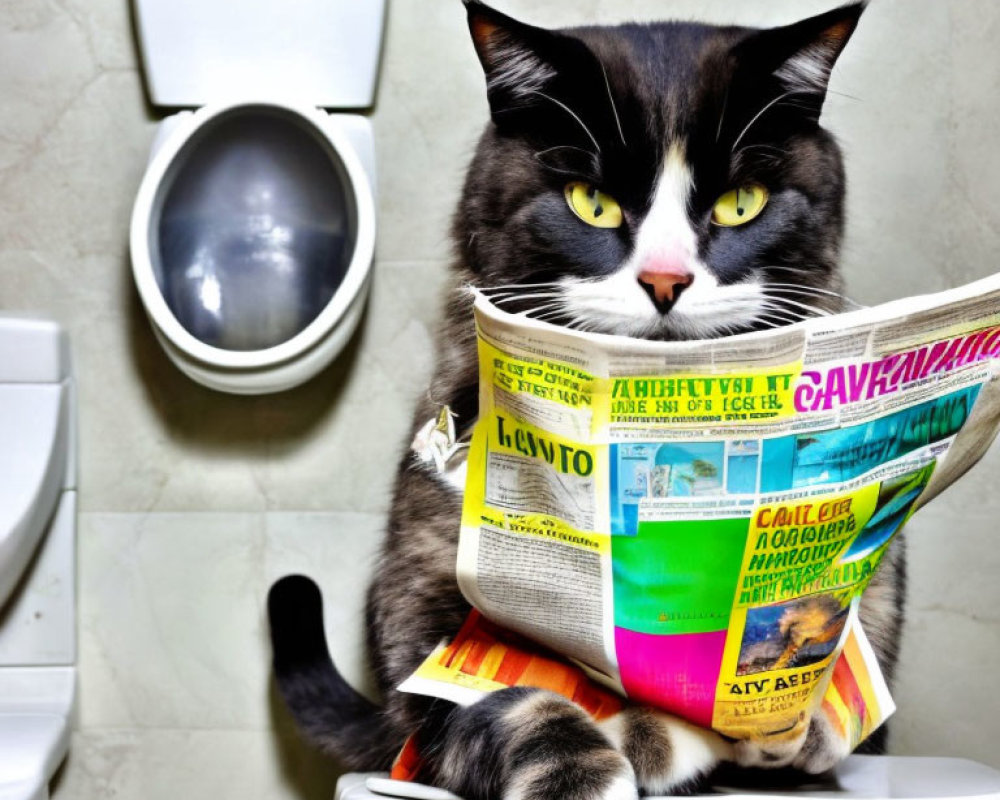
[269,3,906,798]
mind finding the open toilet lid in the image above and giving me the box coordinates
[133,0,386,108]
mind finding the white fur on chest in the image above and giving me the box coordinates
[410,407,472,495]
[437,448,469,494]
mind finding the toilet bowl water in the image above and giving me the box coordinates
[155,107,352,352]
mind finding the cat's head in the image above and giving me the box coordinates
[455,1,864,340]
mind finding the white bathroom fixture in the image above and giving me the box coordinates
[0,316,76,800]
[335,757,1000,800]
[129,0,384,394]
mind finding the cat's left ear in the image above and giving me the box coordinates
[737,2,865,108]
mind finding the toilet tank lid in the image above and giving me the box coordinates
[0,317,70,384]
[133,0,387,109]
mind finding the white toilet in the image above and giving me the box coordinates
[129,0,384,394]
[335,757,1000,800]
[0,316,76,800]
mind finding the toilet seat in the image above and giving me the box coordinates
[130,100,376,393]
[130,0,385,394]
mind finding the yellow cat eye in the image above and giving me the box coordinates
[711,184,769,227]
[564,182,623,229]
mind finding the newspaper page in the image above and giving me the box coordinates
[402,272,1000,754]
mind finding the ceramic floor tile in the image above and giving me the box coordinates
[264,512,386,699]
[892,608,1000,766]
[903,448,1000,622]
[79,511,388,730]
[0,69,150,264]
[78,513,271,729]
[0,3,97,176]
[370,0,498,264]
[945,2,1000,287]
[494,0,838,27]
[54,728,343,800]
[890,443,1000,767]
[833,1,955,306]
[62,0,138,71]
[245,260,449,513]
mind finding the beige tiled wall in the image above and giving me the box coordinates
[1,1,998,798]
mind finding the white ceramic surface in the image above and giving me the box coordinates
[0,319,76,800]
[132,0,386,108]
[336,758,1000,800]
[0,386,68,608]
[130,102,377,394]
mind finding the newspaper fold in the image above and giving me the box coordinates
[401,272,1000,752]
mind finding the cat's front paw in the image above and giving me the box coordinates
[434,688,638,800]
[503,756,637,800]
[734,714,848,774]
[790,714,851,774]
[599,708,733,795]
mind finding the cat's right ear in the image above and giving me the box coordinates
[463,1,601,127]
[464,1,561,116]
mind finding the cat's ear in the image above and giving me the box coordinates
[464,1,559,114]
[463,1,605,130]
[736,2,865,109]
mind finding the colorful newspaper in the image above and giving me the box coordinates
[399,273,1000,754]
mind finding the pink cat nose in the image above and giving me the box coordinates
[637,266,694,311]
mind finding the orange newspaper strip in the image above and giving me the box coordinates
[438,611,623,719]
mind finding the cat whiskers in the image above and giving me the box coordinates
[716,87,730,144]
[598,60,627,147]
[731,89,808,154]
[524,90,602,156]
[764,278,866,310]
[533,145,599,176]
[762,296,834,318]
[476,285,572,321]
[476,281,565,292]
[491,294,564,310]
[525,305,568,322]
[683,297,811,335]
[753,307,809,328]
[466,281,564,302]
[767,288,857,313]
[485,290,563,302]
[731,143,789,173]
[534,145,594,160]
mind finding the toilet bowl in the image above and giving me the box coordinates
[129,0,384,394]
[0,316,76,800]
